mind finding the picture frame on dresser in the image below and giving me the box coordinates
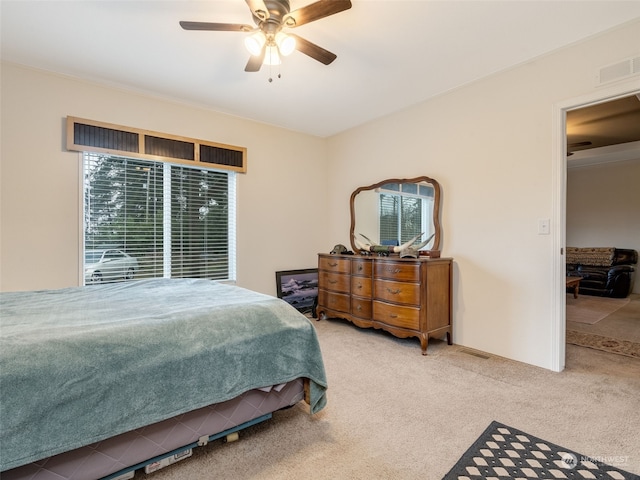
[276,268,319,314]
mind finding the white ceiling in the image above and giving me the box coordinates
[2,0,640,137]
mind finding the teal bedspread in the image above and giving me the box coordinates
[0,279,327,471]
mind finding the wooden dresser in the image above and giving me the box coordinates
[317,253,452,354]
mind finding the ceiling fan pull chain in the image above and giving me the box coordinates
[268,63,282,83]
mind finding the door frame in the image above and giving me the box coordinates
[550,78,640,372]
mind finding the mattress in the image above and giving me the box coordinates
[2,379,305,480]
[1,279,327,472]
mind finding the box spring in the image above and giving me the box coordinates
[3,378,305,480]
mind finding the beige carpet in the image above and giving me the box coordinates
[131,317,640,480]
[566,294,630,324]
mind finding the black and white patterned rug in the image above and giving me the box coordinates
[443,421,638,480]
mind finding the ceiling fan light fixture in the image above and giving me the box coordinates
[244,31,265,56]
[264,45,281,65]
[275,32,296,56]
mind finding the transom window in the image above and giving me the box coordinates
[82,153,236,285]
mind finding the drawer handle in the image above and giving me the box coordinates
[328,262,338,267]
[389,314,398,319]
[357,265,363,272]
[384,267,402,274]
[387,288,402,295]
[355,305,362,311]
[329,279,338,284]
[356,283,362,290]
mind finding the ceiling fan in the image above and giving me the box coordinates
[180,0,352,72]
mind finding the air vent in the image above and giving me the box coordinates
[459,348,490,359]
[597,56,640,85]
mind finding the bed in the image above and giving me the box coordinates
[0,279,327,479]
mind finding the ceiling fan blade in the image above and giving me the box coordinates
[245,0,270,21]
[284,0,352,27]
[179,21,253,32]
[245,48,266,72]
[290,34,337,65]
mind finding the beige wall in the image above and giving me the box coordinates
[567,159,640,293]
[2,20,640,371]
[0,63,328,296]
[326,20,640,369]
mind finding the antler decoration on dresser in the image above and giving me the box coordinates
[353,233,435,258]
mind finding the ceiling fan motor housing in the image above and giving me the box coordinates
[253,0,291,30]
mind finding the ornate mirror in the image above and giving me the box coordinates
[349,176,442,254]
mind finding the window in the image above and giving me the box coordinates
[378,182,434,245]
[83,153,236,284]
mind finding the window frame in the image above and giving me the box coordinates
[79,152,237,286]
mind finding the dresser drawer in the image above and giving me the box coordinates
[319,256,351,274]
[374,279,420,306]
[351,258,372,276]
[373,301,420,330]
[351,297,372,319]
[351,276,372,298]
[320,271,350,293]
[374,261,420,282]
[319,290,350,314]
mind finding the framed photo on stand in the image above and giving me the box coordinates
[275,268,318,315]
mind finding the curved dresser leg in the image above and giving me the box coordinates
[420,334,429,355]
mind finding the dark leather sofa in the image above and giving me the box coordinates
[566,247,638,298]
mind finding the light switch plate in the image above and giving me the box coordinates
[538,218,550,235]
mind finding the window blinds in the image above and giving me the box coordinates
[83,153,235,283]
[379,194,424,245]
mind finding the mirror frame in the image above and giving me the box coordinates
[349,176,442,253]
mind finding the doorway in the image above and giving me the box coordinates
[552,82,640,372]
